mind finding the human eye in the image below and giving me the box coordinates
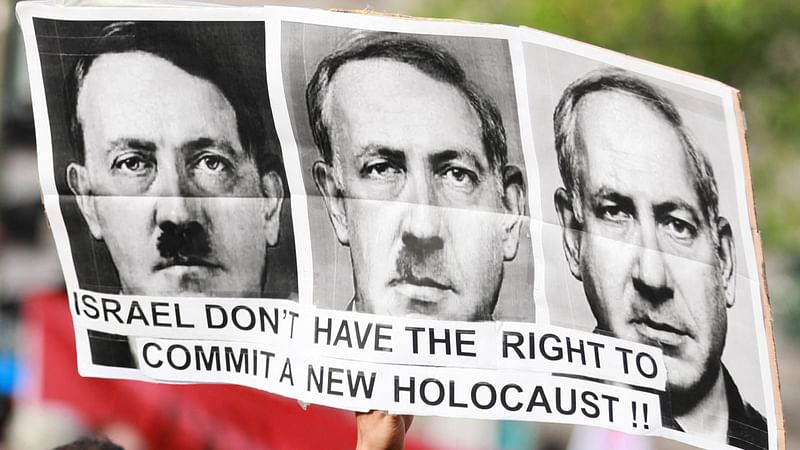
[662,214,698,244]
[195,153,231,174]
[596,201,632,223]
[111,153,153,176]
[188,151,238,194]
[440,165,478,192]
[361,160,403,180]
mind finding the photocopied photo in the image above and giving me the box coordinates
[15,4,780,448]
[525,40,770,450]
[35,18,298,300]
[34,18,298,369]
[279,20,535,323]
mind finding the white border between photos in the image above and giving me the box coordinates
[264,17,314,306]
[508,36,549,323]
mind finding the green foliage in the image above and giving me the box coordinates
[416,0,800,329]
[416,0,800,252]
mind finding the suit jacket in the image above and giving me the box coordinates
[662,365,768,450]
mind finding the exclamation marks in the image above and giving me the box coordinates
[631,401,650,430]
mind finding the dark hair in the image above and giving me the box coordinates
[553,68,720,226]
[65,21,279,177]
[306,31,507,170]
[52,435,124,450]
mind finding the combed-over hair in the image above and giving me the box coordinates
[553,68,720,227]
[65,21,279,178]
[306,31,508,171]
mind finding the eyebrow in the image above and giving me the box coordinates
[355,145,407,164]
[106,138,156,155]
[354,145,488,173]
[653,201,701,224]
[181,137,238,156]
[588,187,634,206]
[430,149,487,174]
[587,186,703,224]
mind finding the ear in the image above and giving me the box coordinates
[500,165,526,260]
[67,162,103,240]
[554,187,583,281]
[716,216,736,308]
[259,171,284,246]
[312,160,350,246]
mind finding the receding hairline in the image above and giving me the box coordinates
[76,51,235,113]
[319,56,490,166]
[575,89,699,182]
[64,21,282,182]
[565,83,719,228]
[307,32,509,175]
[75,50,244,157]
[573,88,687,150]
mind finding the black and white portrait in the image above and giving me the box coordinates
[280,23,534,322]
[16,5,779,444]
[35,20,298,300]
[35,19,298,370]
[525,42,768,449]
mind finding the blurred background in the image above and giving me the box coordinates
[0,0,797,449]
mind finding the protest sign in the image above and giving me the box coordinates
[16,2,783,448]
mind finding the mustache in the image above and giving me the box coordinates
[393,247,454,292]
[157,221,211,261]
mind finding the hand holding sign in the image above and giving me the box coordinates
[355,411,413,450]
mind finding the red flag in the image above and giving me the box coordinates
[21,290,439,450]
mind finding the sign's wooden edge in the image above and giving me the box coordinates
[733,90,785,450]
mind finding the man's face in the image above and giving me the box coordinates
[314,58,524,320]
[69,52,282,297]
[556,90,734,394]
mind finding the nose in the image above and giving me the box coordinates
[401,204,445,252]
[632,221,673,303]
[151,162,197,226]
[400,172,444,253]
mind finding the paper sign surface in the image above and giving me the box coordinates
[16,2,782,449]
